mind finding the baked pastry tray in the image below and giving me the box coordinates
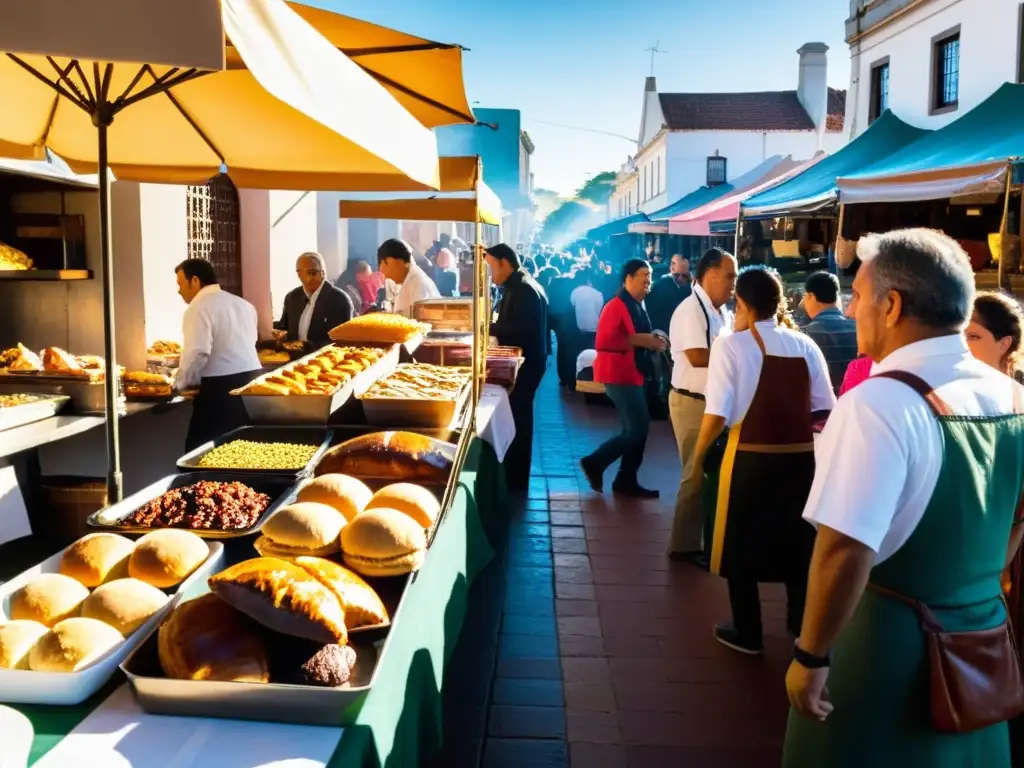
[120,571,412,726]
[0,394,70,432]
[0,375,124,415]
[85,472,300,539]
[0,540,224,706]
[233,344,399,425]
[359,381,472,428]
[176,426,334,476]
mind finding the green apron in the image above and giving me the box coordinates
[783,371,1024,767]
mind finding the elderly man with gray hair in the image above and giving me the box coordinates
[275,251,354,349]
[783,229,1024,767]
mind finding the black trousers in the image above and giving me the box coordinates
[553,319,576,387]
[185,369,261,451]
[505,360,545,490]
[727,574,808,644]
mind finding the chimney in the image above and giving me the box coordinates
[797,43,829,149]
[638,76,664,148]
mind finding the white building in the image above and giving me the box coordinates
[628,43,847,216]
[609,156,639,220]
[844,0,1023,140]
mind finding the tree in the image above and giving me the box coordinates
[574,171,616,205]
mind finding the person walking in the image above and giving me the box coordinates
[570,268,604,354]
[801,271,858,393]
[667,248,737,565]
[690,266,835,653]
[580,258,667,499]
[783,229,1024,767]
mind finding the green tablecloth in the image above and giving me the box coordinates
[20,437,506,767]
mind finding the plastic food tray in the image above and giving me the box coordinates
[175,426,334,476]
[85,472,299,539]
[0,540,224,705]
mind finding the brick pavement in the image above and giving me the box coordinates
[436,368,794,768]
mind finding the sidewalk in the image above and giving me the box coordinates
[437,367,794,767]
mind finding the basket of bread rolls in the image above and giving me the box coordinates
[0,531,222,705]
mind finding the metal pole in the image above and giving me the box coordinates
[96,114,122,502]
[999,166,1013,293]
[733,210,742,256]
[835,203,847,275]
[472,219,484,428]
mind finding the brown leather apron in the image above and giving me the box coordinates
[710,323,817,582]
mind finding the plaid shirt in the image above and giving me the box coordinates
[802,307,858,394]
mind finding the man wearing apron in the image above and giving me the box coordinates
[693,266,835,654]
[784,229,1024,766]
[174,259,262,451]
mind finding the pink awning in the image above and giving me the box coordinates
[668,153,826,236]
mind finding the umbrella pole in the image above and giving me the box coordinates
[998,166,1012,293]
[96,119,123,502]
[733,211,742,257]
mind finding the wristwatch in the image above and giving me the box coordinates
[793,642,831,669]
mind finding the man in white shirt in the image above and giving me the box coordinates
[377,239,440,317]
[570,269,604,349]
[667,248,737,564]
[174,259,261,451]
[783,229,1024,766]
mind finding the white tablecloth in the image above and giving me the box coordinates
[474,384,515,463]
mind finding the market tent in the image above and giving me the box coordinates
[838,82,1024,204]
[0,152,98,189]
[586,211,649,241]
[742,110,929,218]
[668,154,824,236]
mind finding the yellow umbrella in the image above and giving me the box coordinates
[0,0,447,500]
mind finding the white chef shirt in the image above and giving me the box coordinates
[705,320,836,427]
[570,285,604,333]
[176,285,261,390]
[392,263,440,318]
[804,334,1020,563]
[669,282,732,393]
[297,280,324,342]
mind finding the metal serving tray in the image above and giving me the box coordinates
[233,344,399,425]
[120,569,416,726]
[175,426,334,476]
[0,539,224,706]
[0,394,70,432]
[0,374,124,415]
[359,381,471,428]
[85,472,299,539]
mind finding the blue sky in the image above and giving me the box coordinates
[319,0,851,196]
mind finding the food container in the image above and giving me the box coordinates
[176,426,334,476]
[0,394,70,432]
[85,472,299,539]
[412,298,473,332]
[120,569,414,726]
[413,334,472,366]
[0,540,224,705]
[0,374,124,415]
[233,345,399,425]
[360,382,472,429]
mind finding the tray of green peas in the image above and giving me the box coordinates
[176,426,334,476]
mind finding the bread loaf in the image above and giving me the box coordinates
[365,483,440,528]
[60,533,135,587]
[29,618,124,672]
[314,431,455,484]
[10,574,90,627]
[293,557,388,629]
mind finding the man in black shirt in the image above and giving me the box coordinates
[486,243,549,491]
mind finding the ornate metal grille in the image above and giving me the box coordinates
[186,175,242,296]
[934,34,960,109]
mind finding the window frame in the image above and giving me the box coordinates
[929,25,961,116]
[1017,3,1024,84]
[868,56,890,124]
[706,155,727,187]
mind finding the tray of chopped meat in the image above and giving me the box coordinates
[85,473,299,538]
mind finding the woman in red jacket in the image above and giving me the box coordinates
[580,258,668,498]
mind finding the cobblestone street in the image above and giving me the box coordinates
[438,365,795,767]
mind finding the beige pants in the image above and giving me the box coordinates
[668,390,706,553]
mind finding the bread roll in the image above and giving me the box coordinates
[209,558,347,644]
[10,574,90,627]
[29,618,124,672]
[0,620,49,669]
[271,640,357,687]
[341,509,427,578]
[256,502,346,558]
[81,578,169,635]
[60,533,135,587]
[158,593,269,683]
[314,431,455,484]
[129,529,209,588]
[365,483,440,528]
[293,557,388,629]
[295,475,372,522]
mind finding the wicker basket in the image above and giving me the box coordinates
[38,476,108,541]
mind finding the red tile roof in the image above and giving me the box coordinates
[659,87,846,132]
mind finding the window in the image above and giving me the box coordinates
[930,28,960,114]
[706,155,727,186]
[869,59,889,123]
[656,158,661,195]
[1017,4,1024,83]
[186,175,242,296]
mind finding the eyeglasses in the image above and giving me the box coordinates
[297,269,323,277]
